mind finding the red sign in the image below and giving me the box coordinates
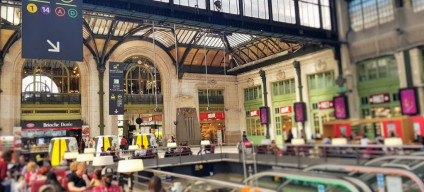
[199,112,225,120]
[249,110,259,117]
[318,100,333,110]
[369,93,390,105]
[279,106,292,114]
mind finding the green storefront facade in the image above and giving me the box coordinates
[271,79,296,146]
[244,86,265,144]
[307,71,337,137]
[357,55,400,139]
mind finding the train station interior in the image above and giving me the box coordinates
[1,0,424,191]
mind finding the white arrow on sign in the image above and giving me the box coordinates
[47,40,60,52]
[114,109,118,114]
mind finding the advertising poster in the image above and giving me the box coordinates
[82,125,90,145]
[294,102,306,122]
[260,107,269,125]
[386,176,402,192]
[334,96,349,119]
[399,88,419,115]
[13,127,22,150]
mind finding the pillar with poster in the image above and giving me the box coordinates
[199,112,225,144]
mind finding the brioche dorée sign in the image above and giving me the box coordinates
[21,120,83,129]
[369,93,390,105]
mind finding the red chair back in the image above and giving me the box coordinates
[54,169,67,180]
[31,180,46,192]
[61,176,69,191]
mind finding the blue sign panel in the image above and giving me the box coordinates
[318,185,325,192]
[109,62,124,115]
[22,0,83,61]
[377,173,385,191]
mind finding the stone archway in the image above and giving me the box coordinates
[0,39,98,135]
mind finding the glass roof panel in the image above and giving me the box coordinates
[227,33,254,47]
[195,35,224,48]
[1,4,21,25]
[149,30,175,48]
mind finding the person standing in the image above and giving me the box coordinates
[120,136,127,151]
[0,150,13,192]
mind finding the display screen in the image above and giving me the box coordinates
[334,96,349,119]
[260,107,268,125]
[37,138,45,145]
[294,102,306,122]
[399,88,419,115]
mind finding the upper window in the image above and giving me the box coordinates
[244,86,262,101]
[243,0,269,19]
[349,0,394,31]
[272,0,296,24]
[357,56,398,82]
[22,60,80,94]
[308,71,334,90]
[210,0,240,14]
[298,0,332,30]
[272,79,295,96]
[412,0,424,12]
[124,56,161,95]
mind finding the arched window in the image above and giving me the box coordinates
[22,60,80,94]
[124,56,161,95]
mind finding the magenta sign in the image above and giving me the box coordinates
[294,102,306,122]
[260,107,269,125]
[334,96,349,119]
[399,88,419,115]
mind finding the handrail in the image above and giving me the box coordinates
[303,164,424,192]
[364,155,424,166]
[244,171,368,192]
[143,168,274,192]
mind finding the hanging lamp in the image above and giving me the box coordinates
[152,22,159,113]
[204,30,210,111]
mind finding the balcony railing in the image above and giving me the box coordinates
[21,92,81,104]
[198,95,224,104]
[124,94,163,105]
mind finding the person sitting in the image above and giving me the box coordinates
[268,140,281,154]
[89,169,102,187]
[25,161,38,188]
[67,162,90,192]
[148,176,165,192]
[35,166,51,181]
[44,171,66,192]
[91,167,121,192]
[37,155,51,168]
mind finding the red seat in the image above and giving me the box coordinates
[61,176,69,191]
[31,180,46,192]
[54,169,67,180]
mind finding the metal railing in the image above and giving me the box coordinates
[21,92,81,104]
[124,94,163,105]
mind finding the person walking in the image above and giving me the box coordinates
[120,136,127,151]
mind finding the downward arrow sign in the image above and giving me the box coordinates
[47,40,60,52]
[114,109,118,114]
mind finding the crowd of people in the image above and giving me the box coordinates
[0,150,166,192]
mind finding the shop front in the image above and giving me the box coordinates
[271,78,296,146]
[245,109,265,144]
[307,71,337,138]
[20,120,83,159]
[199,112,225,144]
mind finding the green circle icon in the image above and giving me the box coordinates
[68,8,78,18]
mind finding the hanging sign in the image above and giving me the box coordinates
[334,95,349,119]
[386,176,402,192]
[22,0,83,61]
[369,93,390,105]
[249,110,259,117]
[260,106,269,125]
[279,106,292,114]
[399,87,419,115]
[318,100,333,110]
[109,62,124,115]
[294,102,307,122]
[377,173,385,192]
[199,112,225,120]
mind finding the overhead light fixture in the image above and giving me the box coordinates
[214,0,222,11]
